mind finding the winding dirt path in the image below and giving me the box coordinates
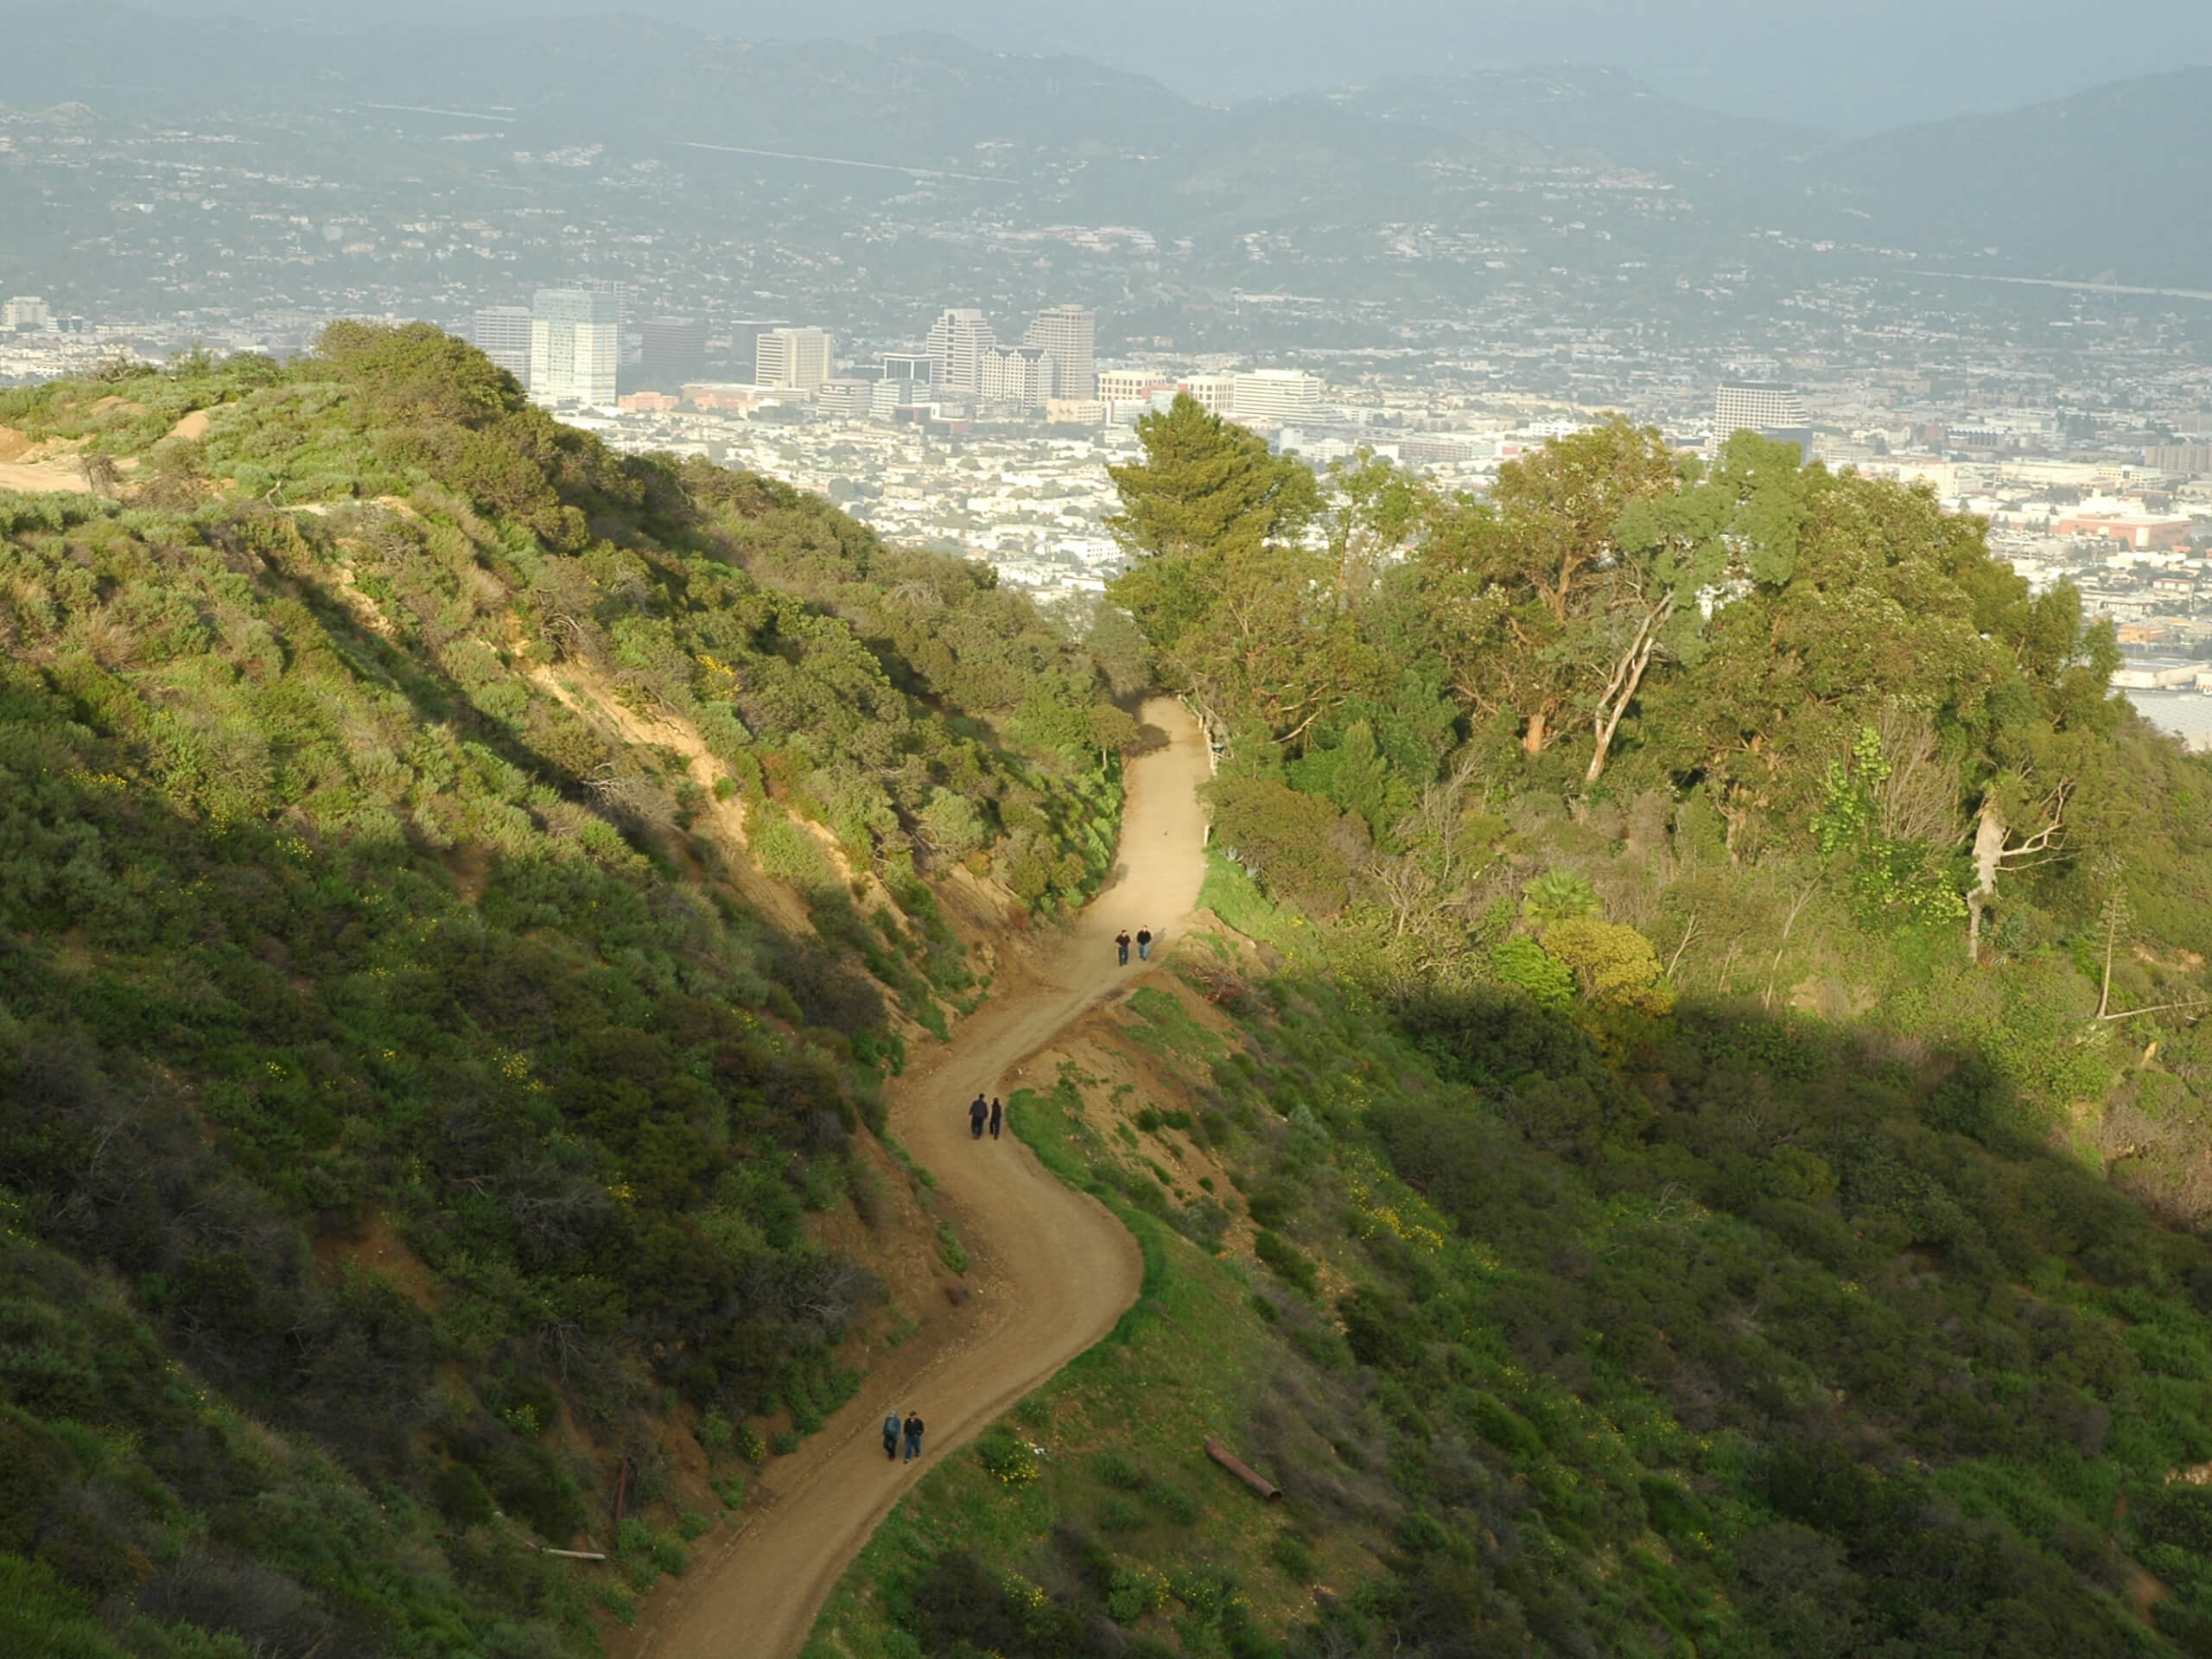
[620,697,1214,1659]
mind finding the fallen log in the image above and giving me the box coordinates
[1204,1435,1282,1503]
[528,1545,609,1561]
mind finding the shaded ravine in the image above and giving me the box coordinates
[620,697,1215,1659]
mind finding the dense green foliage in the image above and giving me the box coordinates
[1110,397,2212,1211]
[0,332,1132,1656]
[1221,969,2212,1658]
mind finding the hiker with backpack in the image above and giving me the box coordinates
[881,1411,901,1461]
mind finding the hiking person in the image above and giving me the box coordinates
[1136,925,1154,962]
[903,1411,925,1462]
[1116,929,1131,965]
[969,1093,989,1139]
[988,1096,1003,1140]
[881,1411,901,1461]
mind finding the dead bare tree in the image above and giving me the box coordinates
[1358,759,1498,941]
[2096,859,2130,1022]
[76,451,122,496]
[1874,702,1962,844]
[1966,779,2070,962]
[1666,907,1702,978]
[1762,884,1817,1011]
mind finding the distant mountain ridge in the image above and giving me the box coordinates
[3,3,2209,290]
[1331,65,1827,178]
[1793,66,2212,285]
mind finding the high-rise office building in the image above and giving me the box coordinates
[578,278,632,370]
[1714,384,1811,440]
[640,318,709,390]
[471,305,533,382]
[881,353,935,389]
[1230,370,1322,425]
[727,319,790,382]
[529,289,620,408]
[924,308,996,393]
[755,327,835,391]
[1021,304,1096,399]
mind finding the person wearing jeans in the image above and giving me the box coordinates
[903,1412,925,1462]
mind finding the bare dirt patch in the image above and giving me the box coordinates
[0,461,90,495]
[313,1210,440,1313]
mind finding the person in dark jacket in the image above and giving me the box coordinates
[969,1093,989,1138]
[988,1096,1003,1139]
[1136,926,1154,961]
[903,1411,925,1462]
[882,1411,901,1461]
[1116,929,1131,965]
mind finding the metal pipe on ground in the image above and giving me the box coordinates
[1204,1435,1282,1502]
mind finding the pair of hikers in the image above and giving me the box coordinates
[968,1092,1002,1140]
[1115,926,1154,966]
[881,1410,925,1462]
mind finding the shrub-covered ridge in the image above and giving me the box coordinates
[0,329,1136,1656]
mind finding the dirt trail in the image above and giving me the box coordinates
[620,697,1213,1659]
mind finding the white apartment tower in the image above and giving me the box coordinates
[471,305,533,382]
[979,345,1056,407]
[755,327,836,391]
[3,296,55,332]
[1714,383,1811,439]
[1021,304,1097,399]
[925,308,996,393]
[1230,370,1323,425]
[529,289,620,408]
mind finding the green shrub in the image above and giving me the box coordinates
[975,1427,1040,1489]
[1105,1564,1168,1623]
[1268,1534,1316,1581]
[1097,1493,1147,1532]
[1146,1483,1199,1524]
[697,1412,735,1460]
[936,1223,969,1275]
[1093,1449,1147,1492]
[1254,1229,1319,1295]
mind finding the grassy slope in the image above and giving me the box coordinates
[807,863,2212,1659]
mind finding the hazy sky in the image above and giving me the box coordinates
[146,0,2212,130]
